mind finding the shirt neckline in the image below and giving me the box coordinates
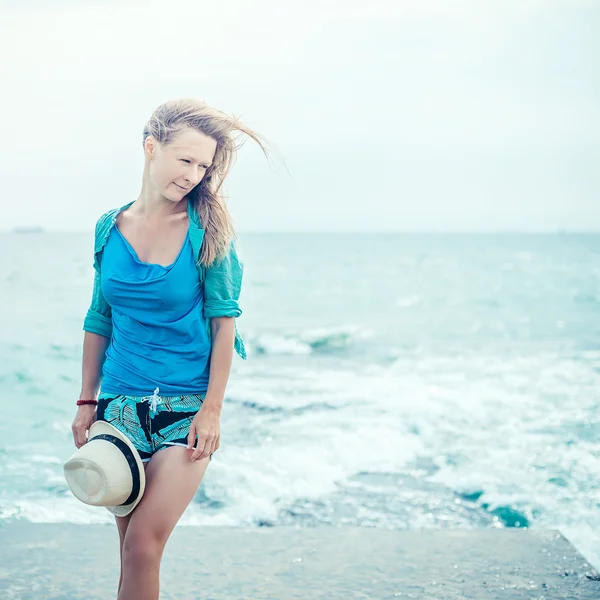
[114,224,189,269]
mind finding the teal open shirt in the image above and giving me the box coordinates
[82,199,247,360]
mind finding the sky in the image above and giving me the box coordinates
[0,0,598,232]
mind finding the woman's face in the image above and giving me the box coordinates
[146,127,217,202]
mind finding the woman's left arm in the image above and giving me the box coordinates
[188,318,233,461]
[203,317,235,414]
[188,239,244,460]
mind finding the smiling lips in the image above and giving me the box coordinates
[175,183,188,191]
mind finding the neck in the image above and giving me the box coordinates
[132,189,188,221]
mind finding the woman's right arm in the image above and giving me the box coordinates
[72,331,110,449]
[79,331,110,402]
[81,264,113,393]
[72,247,114,448]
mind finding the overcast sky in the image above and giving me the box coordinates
[0,0,598,232]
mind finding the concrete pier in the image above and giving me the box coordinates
[0,523,598,599]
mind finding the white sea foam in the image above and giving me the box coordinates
[251,324,373,356]
[396,295,421,308]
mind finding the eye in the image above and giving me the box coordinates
[181,159,191,163]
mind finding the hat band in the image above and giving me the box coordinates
[93,433,141,506]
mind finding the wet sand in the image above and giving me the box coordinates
[0,523,598,599]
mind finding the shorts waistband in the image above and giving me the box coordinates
[97,389,207,402]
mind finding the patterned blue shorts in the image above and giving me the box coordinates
[96,388,213,462]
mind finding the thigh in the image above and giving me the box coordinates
[124,446,211,544]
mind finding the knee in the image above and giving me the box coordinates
[122,527,164,568]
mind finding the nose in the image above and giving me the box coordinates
[185,167,201,186]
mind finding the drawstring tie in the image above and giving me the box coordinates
[142,387,162,414]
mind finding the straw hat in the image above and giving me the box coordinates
[63,420,146,517]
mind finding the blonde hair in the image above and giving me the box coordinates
[142,98,273,267]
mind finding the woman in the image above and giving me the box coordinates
[70,98,270,599]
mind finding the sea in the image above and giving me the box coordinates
[1,230,599,569]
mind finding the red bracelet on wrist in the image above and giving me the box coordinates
[76,399,98,406]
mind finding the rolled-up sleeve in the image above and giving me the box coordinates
[203,238,244,319]
[83,268,113,339]
[203,238,247,359]
[82,215,113,339]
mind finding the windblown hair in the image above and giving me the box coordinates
[142,98,272,267]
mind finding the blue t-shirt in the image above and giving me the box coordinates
[99,224,212,396]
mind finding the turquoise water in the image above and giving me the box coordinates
[1,231,599,567]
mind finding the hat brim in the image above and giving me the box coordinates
[88,420,146,517]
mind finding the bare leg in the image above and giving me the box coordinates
[117,446,211,600]
[115,462,149,594]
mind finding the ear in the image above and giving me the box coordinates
[144,136,156,160]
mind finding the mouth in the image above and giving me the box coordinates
[174,183,188,192]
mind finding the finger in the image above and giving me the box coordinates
[72,424,81,448]
[190,437,205,461]
[80,422,91,447]
[202,438,217,460]
[203,440,215,460]
[77,426,87,448]
[191,437,209,461]
[186,423,196,450]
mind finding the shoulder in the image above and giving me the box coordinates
[94,208,118,234]
[92,207,122,257]
[93,201,134,239]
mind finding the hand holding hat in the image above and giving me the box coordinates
[63,420,146,517]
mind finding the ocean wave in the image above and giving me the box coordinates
[2,346,600,570]
[252,325,372,356]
